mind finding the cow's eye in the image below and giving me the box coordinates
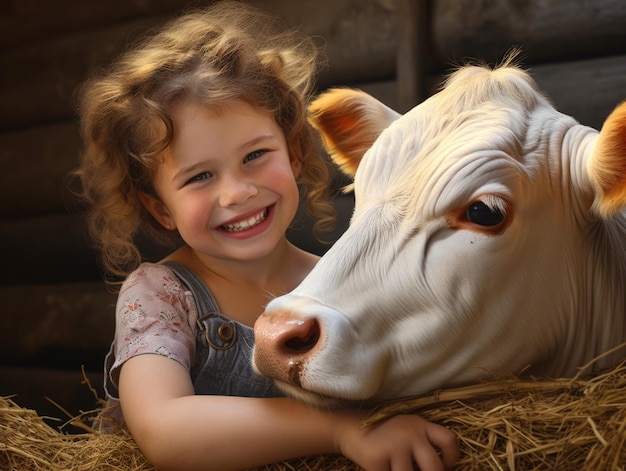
[466,201,505,226]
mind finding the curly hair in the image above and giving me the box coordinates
[74,1,336,281]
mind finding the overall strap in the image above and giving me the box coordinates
[162,261,220,315]
[162,261,282,397]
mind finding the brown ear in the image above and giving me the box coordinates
[588,101,626,216]
[308,88,401,178]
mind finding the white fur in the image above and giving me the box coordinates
[254,65,626,405]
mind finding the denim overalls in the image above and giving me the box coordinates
[164,261,283,398]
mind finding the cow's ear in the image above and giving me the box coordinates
[308,88,401,178]
[588,101,626,216]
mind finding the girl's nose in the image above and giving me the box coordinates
[218,176,258,207]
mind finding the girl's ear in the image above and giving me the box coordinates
[138,191,176,230]
[290,156,302,179]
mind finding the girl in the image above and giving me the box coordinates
[75,2,459,470]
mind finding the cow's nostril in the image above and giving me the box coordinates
[281,318,320,354]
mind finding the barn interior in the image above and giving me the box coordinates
[1,0,625,439]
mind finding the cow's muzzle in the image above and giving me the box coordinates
[253,310,322,387]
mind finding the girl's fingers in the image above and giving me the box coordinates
[410,441,446,471]
[425,425,460,470]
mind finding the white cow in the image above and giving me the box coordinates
[253,60,626,407]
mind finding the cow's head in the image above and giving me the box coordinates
[253,61,626,407]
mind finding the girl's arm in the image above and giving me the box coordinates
[119,354,459,471]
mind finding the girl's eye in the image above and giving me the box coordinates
[243,149,267,164]
[185,171,211,185]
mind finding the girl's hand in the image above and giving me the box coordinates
[336,413,460,471]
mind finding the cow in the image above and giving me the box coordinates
[253,58,626,408]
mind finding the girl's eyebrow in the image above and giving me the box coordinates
[171,161,210,186]
[237,134,278,151]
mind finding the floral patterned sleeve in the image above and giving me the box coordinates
[104,262,198,400]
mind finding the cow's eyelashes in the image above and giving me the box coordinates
[466,201,505,227]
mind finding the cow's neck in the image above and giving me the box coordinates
[556,216,626,376]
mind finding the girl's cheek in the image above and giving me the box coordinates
[180,195,214,224]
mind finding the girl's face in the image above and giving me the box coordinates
[142,100,301,264]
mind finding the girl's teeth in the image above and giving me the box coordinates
[221,209,268,232]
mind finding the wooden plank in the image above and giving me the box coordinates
[0,0,198,48]
[0,121,81,218]
[432,0,626,65]
[530,55,626,130]
[251,0,397,87]
[0,282,116,364]
[0,0,397,130]
[0,210,181,283]
[4,0,626,129]
[0,213,103,283]
[395,0,429,113]
[0,16,167,130]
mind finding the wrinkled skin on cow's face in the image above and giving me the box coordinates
[253,61,626,407]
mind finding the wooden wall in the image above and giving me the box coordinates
[1,0,625,425]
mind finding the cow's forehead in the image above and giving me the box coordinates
[353,66,558,216]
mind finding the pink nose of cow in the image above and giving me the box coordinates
[253,312,321,387]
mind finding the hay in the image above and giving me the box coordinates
[1,358,625,471]
[365,362,626,470]
[0,397,153,471]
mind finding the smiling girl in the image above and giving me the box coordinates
[75,2,459,470]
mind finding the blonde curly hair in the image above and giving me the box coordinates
[75,1,335,282]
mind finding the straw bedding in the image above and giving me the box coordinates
[1,356,625,471]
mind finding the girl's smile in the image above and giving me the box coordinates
[217,204,274,239]
[219,206,269,232]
